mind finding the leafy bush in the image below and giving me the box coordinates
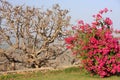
[65,8,120,77]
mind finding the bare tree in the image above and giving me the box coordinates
[0,0,70,70]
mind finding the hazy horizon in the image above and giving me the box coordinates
[7,0,120,30]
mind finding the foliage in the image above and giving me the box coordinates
[65,8,120,77]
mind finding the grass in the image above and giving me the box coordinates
[0,67,120,80]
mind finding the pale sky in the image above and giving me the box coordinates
[7,0,120,29]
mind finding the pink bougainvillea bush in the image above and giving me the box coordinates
[65,8,120,77]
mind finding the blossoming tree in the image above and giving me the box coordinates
[65,8,120,77]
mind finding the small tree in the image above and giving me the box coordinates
[0,0,70,69]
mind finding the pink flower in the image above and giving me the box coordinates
[111,64,117,74]
[102,47,110,55]
[92,21,99,26]
[115,30,120,33]
[72,26,77,30]
[78,20,84,25]
[116,54,120,57]
[100,71,107,78]
[104,8,108,13]
[99,8,108,14]
[104,17,113,25]
[65,36,75,44]
[92,15,95,18]
[90,37,98,44]
[99,10,104,14]
[91,24,97,29]
[111,69,116,74]
[80,25,85,30]
[99,62,105,67]
[96,14,102,20]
